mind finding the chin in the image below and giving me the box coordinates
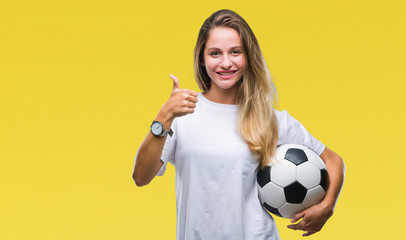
[214,80,239,90]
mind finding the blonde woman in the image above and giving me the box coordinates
[133,9,345,239]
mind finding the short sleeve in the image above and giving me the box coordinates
[157,118,177,176]
[275,109,325,155]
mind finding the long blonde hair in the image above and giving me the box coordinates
[194,9,278,168]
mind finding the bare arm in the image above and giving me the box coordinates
[319,147,346,210]
[288,146,345,236]
[133,111,173,186]
[132,75,198,186]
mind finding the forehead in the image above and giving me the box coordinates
[205,27,242,48]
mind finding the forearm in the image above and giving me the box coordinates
[133,110,174,186]
[133,133,166,186]
[320,147,346,209]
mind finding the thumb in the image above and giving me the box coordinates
[169,74,180,92]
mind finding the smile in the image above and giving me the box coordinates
[217,71,236,76]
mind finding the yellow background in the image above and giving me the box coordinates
[1,0,405,239]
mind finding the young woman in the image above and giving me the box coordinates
[133,9,345,239]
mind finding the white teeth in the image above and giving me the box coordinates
[219,71,235,76]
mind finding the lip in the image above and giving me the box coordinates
[217,70,237,80]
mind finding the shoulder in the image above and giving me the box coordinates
[274,109,325,154]
[273,109,301,140]
[273,108,303,133]
[273,109,292,127]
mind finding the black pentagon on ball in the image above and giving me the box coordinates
[285,148,308,165]
[320,169,329,191]
[284,181,308,203]
[257,166,271,188]
[263,202,282,217]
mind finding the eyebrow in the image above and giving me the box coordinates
[206,46,242,51]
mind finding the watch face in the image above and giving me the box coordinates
[151,122,163,135]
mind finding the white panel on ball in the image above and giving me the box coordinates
[279,203,305,219]
[270,160,297,188]
[275,145,289,164]
[259,182,286,208]
[296,162,321,189]
[302,186,326,209]
[304,148,325,170]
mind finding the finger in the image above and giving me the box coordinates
[291,210,306,223]
[178,106,195,115]
[185,101,197,109]
[184,89,198,97]
[178,99,196,110]
[287,222,300,230]
[179,90,198,103]
[185,107,195,114]
[169,74,180,92]
[287,219,306,231]
[186,95,198,103]
[303,231,316,237]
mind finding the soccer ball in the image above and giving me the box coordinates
[257,144,329,219]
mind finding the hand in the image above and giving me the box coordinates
[287,202,334,237]
[158,74,198,122]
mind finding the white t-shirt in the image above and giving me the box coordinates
[158,93,325,240]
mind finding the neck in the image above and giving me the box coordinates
[203,86,237,104]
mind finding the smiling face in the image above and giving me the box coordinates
[203,27,246,95]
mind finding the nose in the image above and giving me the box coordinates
[220,55,232,69]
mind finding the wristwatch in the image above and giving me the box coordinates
[150,120,173,137]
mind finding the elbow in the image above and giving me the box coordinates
[133,153,149,187]
[335,153,345,171]
[322,148,346,179]
[132,171,150,187]
[134,179,147,187]
[132,152,161,187]
[132,163,154,187]
[340,156,346,178]
[333,154,346,181]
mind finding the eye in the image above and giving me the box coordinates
[209,51,220,56]
[231,50,242,55]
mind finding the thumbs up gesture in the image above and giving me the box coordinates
[170,74,181,94]
[157,74,198,124]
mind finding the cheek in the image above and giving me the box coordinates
[238,57,246,68]
[204,60,217,73]
[204,65,216,80]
